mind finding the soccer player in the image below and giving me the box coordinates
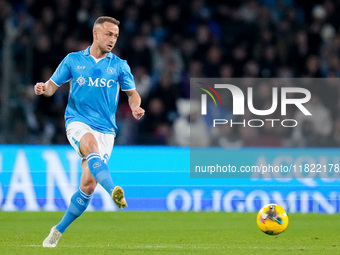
[34,16,145,247]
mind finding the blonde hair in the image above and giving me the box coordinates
[94,16,120,27]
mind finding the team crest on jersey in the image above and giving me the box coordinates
[107,67,115,75]
[76,75,86,86]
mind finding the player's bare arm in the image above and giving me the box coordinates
[34,80,59,97]
[125,89,145,120]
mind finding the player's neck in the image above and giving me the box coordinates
[89,45,108,59]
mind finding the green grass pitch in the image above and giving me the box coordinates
[1,211,339,254]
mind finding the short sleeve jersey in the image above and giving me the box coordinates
[50,46,135,135]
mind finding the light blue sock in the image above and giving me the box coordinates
[56,188,92,233]
[86,152,115,196]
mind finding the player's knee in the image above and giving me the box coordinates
[86,141,98,154]
[80,136,99,156]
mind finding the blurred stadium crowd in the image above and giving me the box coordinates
[1,0,340,147]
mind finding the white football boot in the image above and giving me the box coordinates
[42,226,62,247]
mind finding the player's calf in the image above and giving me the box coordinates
[86,152,115,195]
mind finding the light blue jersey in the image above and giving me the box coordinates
[51,46,135,135]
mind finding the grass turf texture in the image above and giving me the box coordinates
[0,212,339,255]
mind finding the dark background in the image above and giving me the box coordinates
[0,0,339,147]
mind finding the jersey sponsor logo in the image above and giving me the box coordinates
[77,66,86,69]
[76,76,116,88]
[76,75,86,86]
[107,67,115,74]
[88,77,115,87]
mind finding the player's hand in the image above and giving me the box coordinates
[34,82,46,95]
[132,107,145,120]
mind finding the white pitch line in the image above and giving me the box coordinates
[19,244,339,250]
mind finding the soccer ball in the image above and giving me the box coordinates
[257,204,289,235]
